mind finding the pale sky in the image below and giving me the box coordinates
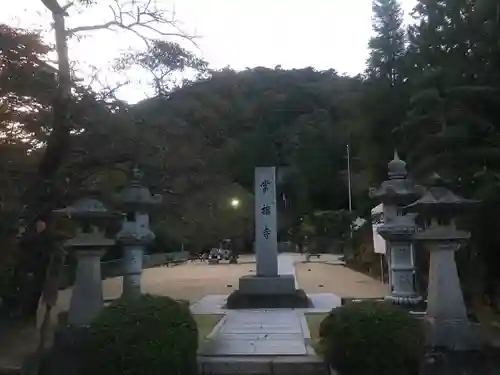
[2,0,416,103]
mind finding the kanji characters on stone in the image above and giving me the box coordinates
[260,179,271,194]
[261,204,271,216]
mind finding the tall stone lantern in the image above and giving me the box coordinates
[403,173,481,350]
[53,197,117,326]
[115,167,162,299]
[370,151,424,305]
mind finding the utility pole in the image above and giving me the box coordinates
[346,143,353,262]
[346,143,353,214]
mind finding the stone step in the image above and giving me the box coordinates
[198,355,331,375]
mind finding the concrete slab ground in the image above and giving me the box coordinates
[197,254,330,374]
[190,293,342,314]
[200,311,308,356]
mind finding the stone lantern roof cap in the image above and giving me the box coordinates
[53,197,116,219]
[369,151,424,204]
[115,167,163,208]
[403,172,480,215]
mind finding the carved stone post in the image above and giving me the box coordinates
[404,174,482,350]
[370,151,424,305]
[53,197,117,326]
[115,167,162,299]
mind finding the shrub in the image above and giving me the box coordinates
[85,294,198,375]
[319,301,423,375]
[0,240,19,309]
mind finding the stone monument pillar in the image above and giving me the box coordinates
[53,197,117,326]
[226,166,309,309]
[254,167,279,277]
[370,151,424,306]
[404,173,482,350]
[115,167,162,299]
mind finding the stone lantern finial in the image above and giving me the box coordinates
[388,150,407,180]
[131,166,144,186]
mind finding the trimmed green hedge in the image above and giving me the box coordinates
[319,301,423,375]
[85,294,198,375]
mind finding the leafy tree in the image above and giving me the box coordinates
[357,0,408,187]
[400,0,500,308]
[1,0,202,320]
[0,25,57,146]
[366,0,406,84]
[115,40,208,95]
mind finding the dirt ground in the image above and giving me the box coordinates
[296,261,388,298]
[54,257,259,313]
[0,255,387,368]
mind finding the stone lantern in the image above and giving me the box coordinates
[370,151,424,305]
[53,196,117,326]
[403,173,481,350]
[115,167,162,299]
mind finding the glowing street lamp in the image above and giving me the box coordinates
[230,198,240,208]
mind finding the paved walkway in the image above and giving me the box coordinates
[200,310,313,356]
[199,254,316,357]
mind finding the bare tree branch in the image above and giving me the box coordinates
[66,0,198,49]
[62,1,74,11]
[69,20,116,34]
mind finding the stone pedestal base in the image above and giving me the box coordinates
[239,274,296,294]
[226,275,310,309]
[425,317,484,351]
[68,249,105,326]
[122,245,144,300]
[385,294,423,306]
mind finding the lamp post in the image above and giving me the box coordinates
[229,197,240,264]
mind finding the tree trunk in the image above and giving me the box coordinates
[15,11,72,319]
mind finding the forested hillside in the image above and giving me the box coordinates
[2,0,500,309]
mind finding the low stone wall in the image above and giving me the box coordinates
[59,251,189,289]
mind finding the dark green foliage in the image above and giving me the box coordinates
[347,0,500,307]
[0,260,15,308]
[319,301,423,375]
[85,294,198,375]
